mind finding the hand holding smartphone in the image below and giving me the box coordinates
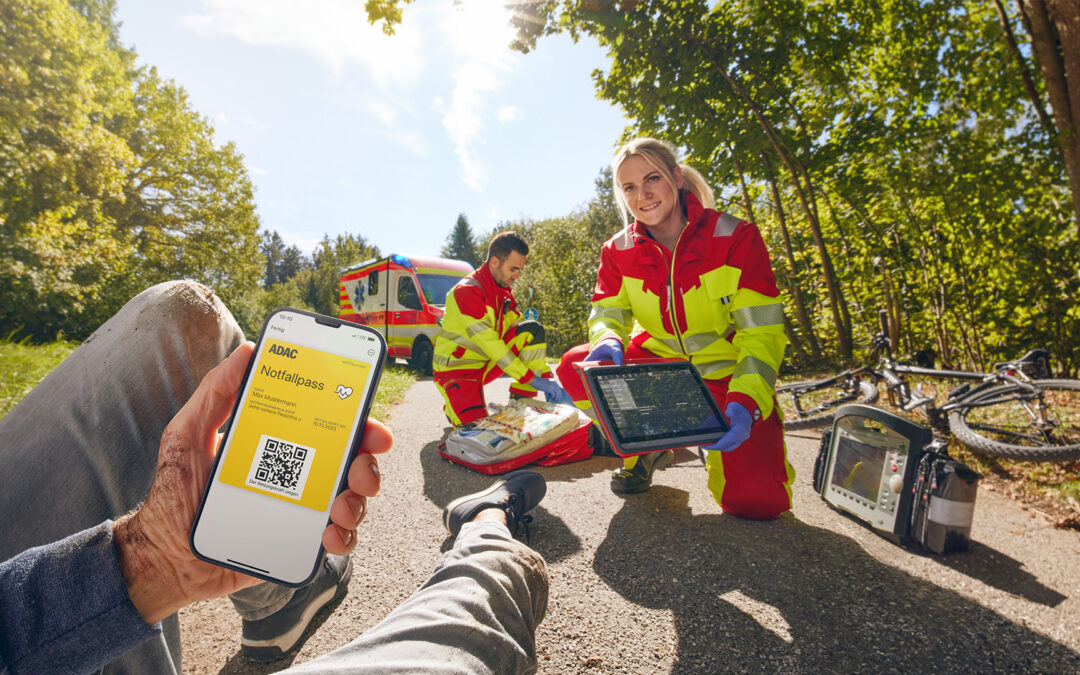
[190,308,386,586]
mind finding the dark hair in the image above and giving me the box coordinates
[487,231,529,261]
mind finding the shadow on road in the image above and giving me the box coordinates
[594,486,1079,672]
[419,436,584,562]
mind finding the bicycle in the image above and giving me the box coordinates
[776,310,1080,461]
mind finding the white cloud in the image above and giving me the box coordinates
[394,131,427,155]
[214,113,230,126]
[443,61,500,190]
[183,0,424,89]
[250,167,268,176]
[366,100,397,128]
[435,1,519,191]
[365,100,426,154]
[497,105,522,123]
[280,230,323,255]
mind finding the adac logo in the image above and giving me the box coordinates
[268,343,298,359]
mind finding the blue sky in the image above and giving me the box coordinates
[113,0,629,259]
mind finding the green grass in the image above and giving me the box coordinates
[0,338,78,418]
[0,339,417,423]
[370,363,417,420]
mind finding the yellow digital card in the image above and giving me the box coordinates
[218,339,371,511]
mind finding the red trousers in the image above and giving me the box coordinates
[557,342,794,520]
[434,326,545,426]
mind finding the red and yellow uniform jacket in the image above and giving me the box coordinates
[590,191,787,419]
[433,263,537,384]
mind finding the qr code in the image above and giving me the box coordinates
[245,434,317,500]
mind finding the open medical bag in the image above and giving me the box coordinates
[439,399,592,475]
[813,404,979,554]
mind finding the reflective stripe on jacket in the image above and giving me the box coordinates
[433,263,534,383]
[589,190,787,418]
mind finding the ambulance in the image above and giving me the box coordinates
[339,254,475,374]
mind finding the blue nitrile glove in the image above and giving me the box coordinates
[586,339,623,365]
[703,402,753,453]
[531,375,573,405]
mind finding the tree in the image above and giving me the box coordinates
[261,230,309,289]
[0,0,265,340]
[0,0,135,338]
[304,234,380,317]
[441,213,481,267]
[518,168,622,353]
[1012,0,1080,242]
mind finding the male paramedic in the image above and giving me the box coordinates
[433,231,571,426]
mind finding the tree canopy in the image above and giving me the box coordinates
[1,0,261,339]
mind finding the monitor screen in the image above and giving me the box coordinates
[829,433,887,502]
[592,363,726,445]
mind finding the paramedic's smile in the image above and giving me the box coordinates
[617,154,684,229]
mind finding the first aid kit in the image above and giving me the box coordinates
[439,399,592,474]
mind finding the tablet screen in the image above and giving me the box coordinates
[586,362,727,453]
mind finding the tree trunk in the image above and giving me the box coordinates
[730,151,758,224]
[761,153,823,360]
[1019,0,1080,242]
[690,33,853,359]
[994,0,1057,135]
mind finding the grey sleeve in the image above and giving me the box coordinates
[0,521,160,674]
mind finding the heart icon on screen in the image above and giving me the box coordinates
[336,384,353,400]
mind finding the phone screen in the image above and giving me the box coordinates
[191,308,385,585]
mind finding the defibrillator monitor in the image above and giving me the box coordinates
[819,405,929,539]
[576,360,728,456]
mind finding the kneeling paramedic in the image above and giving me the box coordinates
[556,137,794,520]
[434,231,571,426]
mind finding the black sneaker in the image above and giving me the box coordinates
[443,470,547,538]
[611,450,674,495]
[240,555,352,662]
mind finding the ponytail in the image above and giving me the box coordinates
[679,164,715,210]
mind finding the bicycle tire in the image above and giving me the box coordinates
[947,379,1080,461]
[776,378,879,430]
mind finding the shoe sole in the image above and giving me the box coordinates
[241,560,353,662]
[610,450,674,495]
[443,477,515,534]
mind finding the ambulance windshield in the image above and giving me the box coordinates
[417,274,461,306]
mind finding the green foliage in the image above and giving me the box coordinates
[1,0,264,341]
[503,0,1079,375]
[0,0,136,338]
[441,213,482,267]
[261,230,310,289]
[517,168,622,354]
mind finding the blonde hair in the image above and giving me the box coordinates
[611,137,716,227]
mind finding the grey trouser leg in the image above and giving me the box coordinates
[0,281,296,672]
[287,521,549,674]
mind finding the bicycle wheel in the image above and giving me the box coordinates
[776,377,879,430]
[948,379,1080,461]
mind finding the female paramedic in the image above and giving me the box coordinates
[555,137,794,520]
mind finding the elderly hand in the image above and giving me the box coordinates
[113,342,394,625]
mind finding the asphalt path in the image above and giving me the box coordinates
[180,376,1080,673]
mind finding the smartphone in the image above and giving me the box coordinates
[190,308,386,586]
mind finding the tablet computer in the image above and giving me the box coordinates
[575,359,729,456]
